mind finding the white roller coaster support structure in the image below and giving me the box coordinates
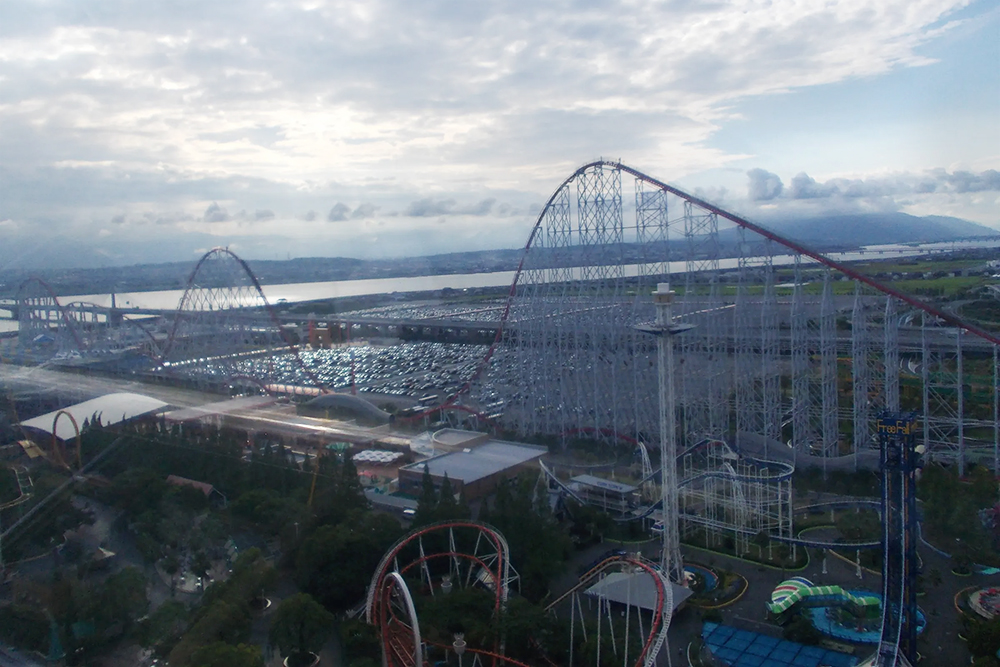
[654,283,684,584]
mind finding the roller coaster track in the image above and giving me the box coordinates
[542,457,889,551]
[0,465,32,510]
[16,248,328,393]
[602,162,1000,348]
[543,554,673,667]
[424,160,1000,422]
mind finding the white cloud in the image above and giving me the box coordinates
[0,0,993,264]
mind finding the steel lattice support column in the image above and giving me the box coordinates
[820,272,839,465]
[734,228,759,447]
[995,344,999,476]
[852,283,872,467]
[884,297,900,412]
[760,253,780,449]
[653,284,684,584]
[681,201,722,443]
[791,258,815,457]
[920,314,965,474]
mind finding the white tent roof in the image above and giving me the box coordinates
[21,392,169,440]
[585,570,692,613]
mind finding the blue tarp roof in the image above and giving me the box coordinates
[702,622,858,667]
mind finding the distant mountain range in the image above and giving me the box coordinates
[1,212,996,297]
[750,212,997,247]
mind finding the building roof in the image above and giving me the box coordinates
[584,570,692,613]
[163,395,278,422]
[21,392,168,440]
[17,439,43,459]
[571,474,638,495]
[401,440,547,484]
[431,428,489,448]
[302,393,391,424]
[166,475,216,497]
[365,489,419,510]
[700,622,858,667]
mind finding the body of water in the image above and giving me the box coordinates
[7,236,998,318]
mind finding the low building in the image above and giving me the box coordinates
[570,474,639,516]
[166,475,227,506]
[21,392,169,441]
[397,436,547,500]
[585,570,692,615]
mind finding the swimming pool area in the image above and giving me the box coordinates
[805,591,926,644]
[701,622,858,667]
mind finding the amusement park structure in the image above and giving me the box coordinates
[873,412,921,667]
[364,520,673,667]
[10,248,323,392]
[9,162,1000,479]
[486,161,999,478]
[540,438,795,564]
[4,161,991,665]
[677,439,794,557]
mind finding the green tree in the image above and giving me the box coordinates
[340,619,381,663]
[487,476,571,600]
[191,550,213,580]
[435,474,470,522]
[88,567,149,634]
[168,600,253,666]
[203,547,278,609]
[269,593,336,666]
[189,642,265,667]
[783,613,821,645]
[751,530,770,558]
[296,510,402,610]
[967,617,1000,660]
[413,464,439,527]
[312,454,368,526]
[137,600,187,649]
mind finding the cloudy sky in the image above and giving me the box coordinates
[0,0,997,268]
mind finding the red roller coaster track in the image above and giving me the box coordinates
[431,160,1000,422]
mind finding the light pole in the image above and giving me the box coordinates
[453,633,466,667]
[635,283,693,585]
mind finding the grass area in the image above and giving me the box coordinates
[683,529,808,569]
[886,276,985,297]
[851,258,986,275]
[720,276,986,297]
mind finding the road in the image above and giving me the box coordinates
[0,361,417,450]
[0,362,222,408]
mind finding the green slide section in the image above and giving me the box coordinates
[768,577,881,615]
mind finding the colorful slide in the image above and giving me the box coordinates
[768,577,881,615]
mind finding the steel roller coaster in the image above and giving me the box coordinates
[478,160,999,480]
[365,520,673,667]
[7,161,993,664]
[12,248,324,391]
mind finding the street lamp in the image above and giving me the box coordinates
[452,633,466,667]
[635,283,694,585]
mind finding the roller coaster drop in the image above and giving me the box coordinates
[484,161,1000,478]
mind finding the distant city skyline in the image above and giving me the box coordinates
[0,0,997,268]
